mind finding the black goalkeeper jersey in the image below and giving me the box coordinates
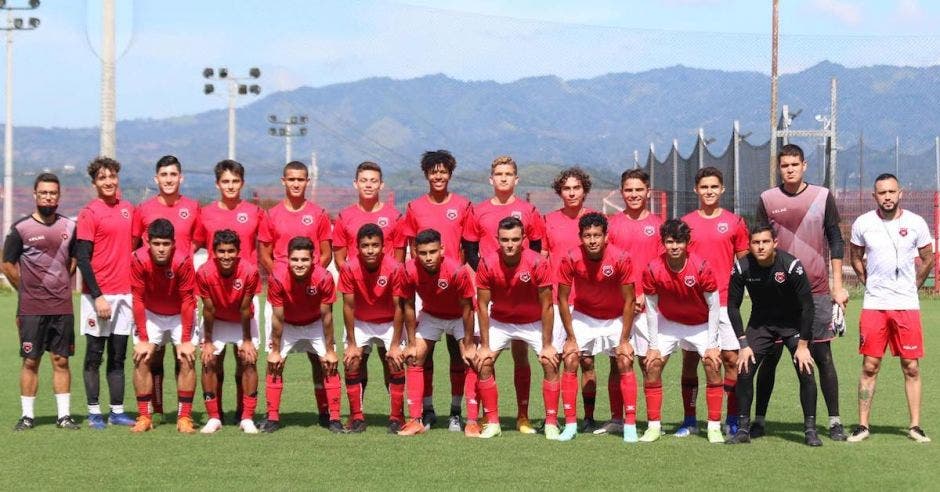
[728,250,815,341]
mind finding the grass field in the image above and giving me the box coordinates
[1,293,938,490]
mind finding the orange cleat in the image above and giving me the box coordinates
[397,419,426,436]
[464,420,482,438]
[131,415,153,433]
[176,416,196,434]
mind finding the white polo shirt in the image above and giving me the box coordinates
[850,209,932,310]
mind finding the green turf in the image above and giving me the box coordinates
[1,293,937,490]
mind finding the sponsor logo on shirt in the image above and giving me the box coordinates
[774,271,786,283]
[437,278,449,290]
[22,342,33,353]
[61,232,69,240]
[520,272,531,283]
[27,235,45,242]
[121,208,130,219]
[179,208,190,220]
[377,275,388,287]
[377,217,389,228]
[301,215,314,226]
[306,285,318,296]
[900,227,908,237]
[446,208,458,221]
[643,225,655,236]
[683,275,696,287]
[902,344,919,350]
[165,270,175,279]
[717,222,728,234]
[602,265,614,277]
[233,279,243,291]
[510,211,523,220]
[236,212,249,224]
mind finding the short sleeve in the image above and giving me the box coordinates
[915,216,932,249]
[456,265,475,300]
[390,213,407,249]
[393,265,413,299]
[131,207,144,237]
[267,278,284,307]
[257,208,273,244]
[733,216,749,253]
[195,269,210,298]
[193,209,207,245]
[2,226,23,264]
[526,205,545,241]
[337,264,355,294]
[849,217,866,247]
[618,253,633,285]
[475,259,491,291]
[76,208,96,241]
[317,211,332,243]
[320,273,336,304]
[401,204,417,240]
[244,267,260,295]
[533,256,552,288]
[641,265,657,296]
[462,206,480,242]
[331,213,350,248]
[557,253,574,286]
[700,260,718,292]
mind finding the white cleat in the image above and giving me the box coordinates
[200,418,222,434]
[239,419,259,434]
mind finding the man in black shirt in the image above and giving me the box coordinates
[726,224,821,446]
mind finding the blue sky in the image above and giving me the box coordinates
[3,0,939,128]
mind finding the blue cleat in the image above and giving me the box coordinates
[725,415,739,436]
[108,412,136,426]
[557,423,578,442]
[674,416,698,437]
[623,424,638,443]
[87,413,107,430]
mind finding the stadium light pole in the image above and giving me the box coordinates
[2,0,40,254]
[268,114,307,164]
[203,66,261,160]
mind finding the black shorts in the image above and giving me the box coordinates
[811,294,836,342]
[18,314,75,358]
[745,325,799,356]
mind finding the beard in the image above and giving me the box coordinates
[37,205,58,217]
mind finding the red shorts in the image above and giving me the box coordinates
[859,309,924,359]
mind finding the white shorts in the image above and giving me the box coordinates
[717,307,739,351]
[346,320,398,349]
[132,310,184,347]
[570,310,630,357]
[198,319,260,356]
[276,320,329,359]
[80,293,134,337]
[416,312,472,341]
[487,318,564,353]
[635,318,715,358]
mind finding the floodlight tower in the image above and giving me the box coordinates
[267,114,307,164]
[202,66,261,159]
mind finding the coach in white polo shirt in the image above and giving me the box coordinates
[848,173,934,443]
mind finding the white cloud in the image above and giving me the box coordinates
[810,0,863,26]
[894,0,924,21]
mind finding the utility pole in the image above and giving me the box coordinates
[769,0,780,187]
[99,0,115,157]
[268,114,307,164]
[202,67,261,160]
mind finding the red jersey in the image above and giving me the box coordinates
[475,250,551,324]
[558,245,633,320]
[331,203,404,258]
[463,197,545,257]
[267,264,336,326]
[682,209,748,305]
[543,208,596,303]
[130,247,197,342]
[77,198,135,294]
[607,212,664,296]
[402,193,472,261]
[641,254,718,326]
[398,257,475,320]
[196,258,259,323]
[194,200,266,264]
[132,196,201,254]
[338,254,402,324]
[259,200,332,267]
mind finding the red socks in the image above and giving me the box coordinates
[265,374,283,421]
[204,394,220,420]
[644,382,663,422]
[608,373,624,421]
[242,393,257,421]
[542,379,560,426]
[389,370,405,423]
[406,365,424,420]
[478,376,500,424]
[324,373,342,421]
[620,372,638,425]
[724,377,738,417]
[514,365,531,419]
[178,390,194,418]
[136,394,152,418]
[681,377,698,419]
[465,368,480,422]
[561,371,579,424]
[706,383,724,422]
[345,371,365,421]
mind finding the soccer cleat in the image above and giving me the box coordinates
[328,420,345,434]
[580,417,599,433]
[674,416,698,437]
[909,426,931,443]
[231,407,244,426]
[724,415,739,436]
[56,416,80,430]
[448,415,463,432]
[708,427,725,443]
[847,425,870,443]
[804,429,823,447]
[131,415,153,433]
[387,420,403,434]
[464,420,482,438]
[517,417,537,435]
[398,419,427,436]
[593,419,624,436]
[177,416,196,434]
[829,423,847,441]
[623,424,638,443]
[749,421,765,438]
[422,408,437,431]
[479,422,502,439]
[557,423,578,442]
[151,413,164,426]
[87,413,106,430]
[346,419,367,433]
[259,419,280,433]
[200,418,223,434]
[14,416,35,431]
[726,429,751,444]
[108,411,136,426]
[639,426,663,442]
[318,413,330,428]
[544,423,561,440]
[239,419,259,434]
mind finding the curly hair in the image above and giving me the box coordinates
[552,167,592,196]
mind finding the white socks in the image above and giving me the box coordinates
[21,396,36,419]
[111,404,125,414]
[88,404,102,415]
[55,393,70,419]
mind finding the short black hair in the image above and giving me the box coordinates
[659,219,691,243]
[356,161,383,179]
[578,212,607,235]
[214,159,245,181]
[155,155,181,174]
[749,222,776,239]
[874,173,898,186]
[553,167,592,196]
[778,143,804,162]
[288,236,314,255]
[620,168,650,188]
[212,229,240,252]
[33,172,60,190]
[695,166,723,185]
[497,216,524,232]
[356,223,384,244]
[87,156,120,181]
[147,218,175,241]
[283,161,308,177]
[415,228,442,246]
[420,150,456,176]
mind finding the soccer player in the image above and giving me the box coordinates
[557,213,638,442]
[400,150,473,430]
[4,173,79,430]
[197,230,261,434]
[194,159,267,422]
[132,155,201,420]
[75,157,136,428]
[128,219,198,433]
[755,144,848,441]
[635,219,725,444]
[258,160,332,425]
[463,155,546,434]
[848,174,934,443]
[600,168,664,436]
[726,224,820,446]
[543,167,600,431]
[338,224,406,433]
[396,229,476,436]
[474,217,561,439]
[677,167,749,437]
[262,237,343,433]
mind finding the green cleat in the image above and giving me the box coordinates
[544,423,561,440]
[708,427,724,443]
[557,423,578,442]
[479,423,502,439]
[623,424,638,443]
[639,426,662,442]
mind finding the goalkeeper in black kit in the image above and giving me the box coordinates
[726,224,822,446]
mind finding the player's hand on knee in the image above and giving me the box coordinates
[178,341,196,363]
[201,345,216,367]
[794,345,814,374]
[461,344,477,368]
[562,338,579,359]
[737,347,755,373]
[643,349,662,371]
[703,348,721,368]
[267,351,284,373]
[239,340,257,365]
[634,294,646,314]
[343,345,362,367]
[539,344,559,366]
[616,341,635,365]
[386,345,404,371]
[94,296,112,320]
[133,341,155,365]
[322,350,339,375]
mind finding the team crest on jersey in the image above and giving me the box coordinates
[87,318,96,328]
[602,265,614,277]
[61,232,69,240]
[377,217,389,228]
[643,225,655,236]
[519,272,531,283]
[510,211,523,220]
[179,208,190,220]
[301,215,314,226]
[120,208,130,219]
[377,275,388,287]
[683,275,696,287]
[233,279,243,291]
[236,212,249,224]
[717,222,729,234]
[446,208,458,221]
[165,270,175,279]
[306,285,318,296]
[438,278,449,290]
[22,342,33,353]
[796,266,804,276]
[774,272,786,283]
[900,227,908,237]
